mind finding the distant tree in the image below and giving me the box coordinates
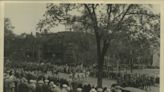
[38,31,96,65]
[4,18,38,62]
[4,18,15,36]
[4,18,15,59]
[37,4,159,87]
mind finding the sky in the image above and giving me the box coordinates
[5,3,160,35]
[5,3,47,35]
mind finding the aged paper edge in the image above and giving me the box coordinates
[0,0,163,92]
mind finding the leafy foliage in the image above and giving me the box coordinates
[36,4,160,87]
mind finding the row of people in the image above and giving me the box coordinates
[117,73,159,89]
[90,71,159,90]
[5,62,89,74]
[4,70,125,92]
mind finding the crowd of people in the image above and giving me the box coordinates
[4,61,159,92]
[4,68,124,92]
[117,73,159,89]
[90,70,159,90]
[5,62,87,74]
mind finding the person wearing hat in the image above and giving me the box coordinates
[36,80,44,92]
[82,83,88,92]
[90,88,97,92]
[77,88,82,92]
[4,73,10,92]
[44,79,49,85]
[66,86,71,92]
[111,84,123,92]
[28,79,36,92]
[49,81,61,92]
[49,81,56,92]
[17,77,29,92]
[61,84,68,92]
[8,71,16,92]
[43,79,50,92]
[97,88,103,92]
[104,88,112,92]
[53,87,61,92]
[37,80,44,86]
[16,74,23,92]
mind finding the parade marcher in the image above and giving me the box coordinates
[4,62,159,92]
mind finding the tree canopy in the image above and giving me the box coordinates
[37,4,160,87]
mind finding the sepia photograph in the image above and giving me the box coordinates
[2,2,161,92]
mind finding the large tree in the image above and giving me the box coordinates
[37,4,159,87]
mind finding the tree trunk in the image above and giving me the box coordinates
[130,50,133,73]
[96,37,104,88]
[38,45,41,63]
[117,59,120,73]
[97,55,104,88]
[130,58,133,73]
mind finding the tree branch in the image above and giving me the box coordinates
[106,4,112,30]
[126,12,157,18]
[116,5,133,28]
[84,4,100,38]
